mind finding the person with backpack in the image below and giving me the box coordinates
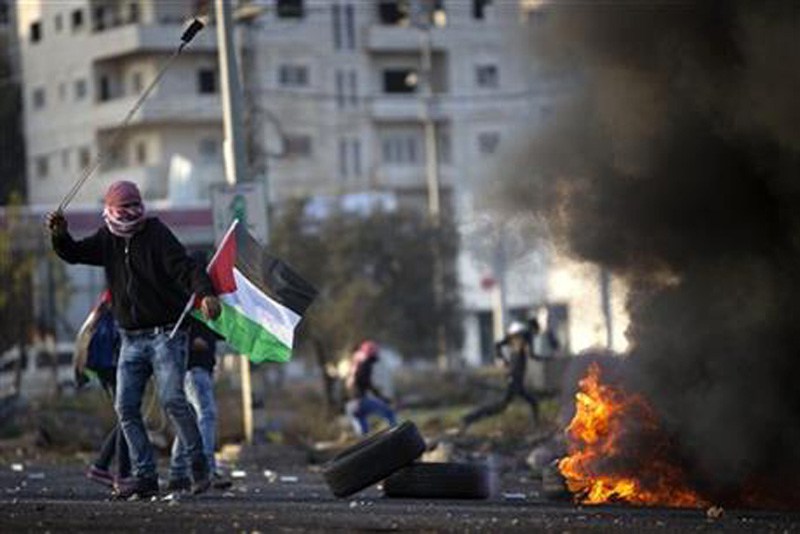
[345,340,397,435]
[74,290,131,492]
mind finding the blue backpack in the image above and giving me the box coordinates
[86,310,119,372]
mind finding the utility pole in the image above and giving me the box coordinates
[491,233,508,343]
[420,28,441,223]
[217,0,248,187]
[418,14,448,370]
[216,0,253,443]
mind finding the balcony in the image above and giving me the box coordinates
[92,165,167,200]
[370,95,446,121]
[365,25,447,52]
[94,93,222,129]
[90,24,218,62]
[372,165,454,190]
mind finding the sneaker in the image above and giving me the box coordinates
[114,476,159,501]
[211,472,232,490]
[191,470,211,495]
[111,476,135,499]
[166,477,191,492]
[86,465,115,488]
[114,476,135,493]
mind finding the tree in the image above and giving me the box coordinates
[270,199,462,407]
[0,30,25,203]
[0,196,36,397]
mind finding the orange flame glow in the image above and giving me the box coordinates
[558,363,708,508]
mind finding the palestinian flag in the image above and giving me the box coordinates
[194,220,317,363]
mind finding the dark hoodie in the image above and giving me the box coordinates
[52,218,215,330]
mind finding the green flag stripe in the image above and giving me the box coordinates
[192,302,291,363]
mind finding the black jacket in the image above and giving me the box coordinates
[52,218,215,330]
[187,317,220,372]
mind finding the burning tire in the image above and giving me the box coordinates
[383,462,492,500]
[542,460,571,501]
[323,421,426,497]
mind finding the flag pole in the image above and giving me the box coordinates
[168,219,240,339]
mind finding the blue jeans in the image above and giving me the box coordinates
[115,330,206,480]
[347,396,397,435]
[170,367,217,479]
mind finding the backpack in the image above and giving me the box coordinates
[86,309,119,372]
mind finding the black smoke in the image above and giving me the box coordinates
[494,0,800,506]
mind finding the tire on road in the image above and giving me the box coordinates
[323,421,426,498]
[382,462,492,500]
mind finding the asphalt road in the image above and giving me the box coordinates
[2,461,799,532]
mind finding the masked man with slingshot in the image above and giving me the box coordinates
[47,181,221,499]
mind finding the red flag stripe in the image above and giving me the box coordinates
[207,226,238,295]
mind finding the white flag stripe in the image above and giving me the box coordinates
[218,268,302,349]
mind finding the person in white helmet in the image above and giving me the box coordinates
[461,320,540,430]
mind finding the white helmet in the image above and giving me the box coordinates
[507,320,529,337]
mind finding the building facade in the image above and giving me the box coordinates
[16,0,565,365]
[16,0,225,206]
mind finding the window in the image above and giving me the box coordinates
[331,4,341,50]
[79,147,91,168]
[339,138,362,179]
[55,14,63,32]
[198,69,216,94]
[30,21,42,43]
[134,141,147,164]
[382,135,419,165]
[71,9,84,31]
[437,129,451,164]
[0,2,8,25]
[473,0,492,19]
[335,70,345,109]
[378,1,406,25]
[98,75,111,101]
[277,0,304,19]
[199,138,219,160]
[336,70,358,108]
[129,2,140,24]
[383,69,417,94]
[349,70,358,106]
[352,138,362,176]
[131,72,143,94]
[477,132,500,155]
[476,64,498,88]
[278,65,309,87]
[284,135,313,158]
[105,145,126,169]
[338,139,348,178]
[74,79,87,100]
[35,156,49,179]
[344,4,355,49]
[61,149,70,170]
[93,6,106,31]
[32,88,45,110]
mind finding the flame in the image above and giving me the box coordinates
[558,363,708,508]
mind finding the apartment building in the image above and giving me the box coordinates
[16,0,564,365]
[247,0,553,364]
[16,0,224,206]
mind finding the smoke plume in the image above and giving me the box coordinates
[495,0,800,506]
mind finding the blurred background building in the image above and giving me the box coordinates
[8,0,624,370]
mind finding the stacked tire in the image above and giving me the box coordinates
[322,421,491,500]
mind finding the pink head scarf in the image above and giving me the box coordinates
[103,181,145,238]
